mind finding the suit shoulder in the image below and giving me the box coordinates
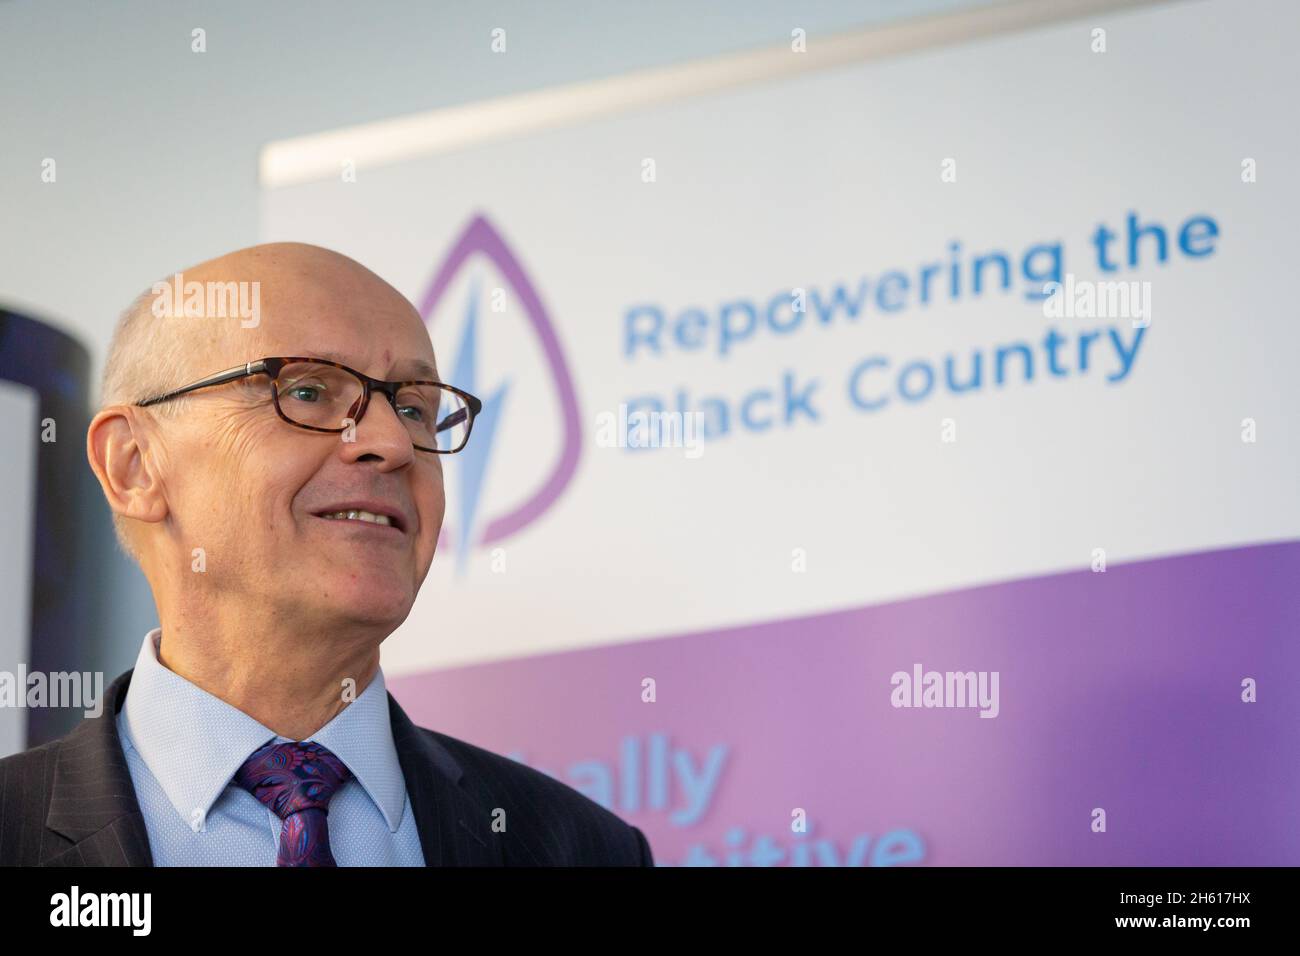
[424,726,610,813]
[419,726,652,866]
[0,736,61,789]
[0,737,63,865]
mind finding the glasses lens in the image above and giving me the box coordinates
[274,363,472,452]
[274,362,364,430]
[397,385,471,452]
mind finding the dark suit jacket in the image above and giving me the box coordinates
[0,669,654,866]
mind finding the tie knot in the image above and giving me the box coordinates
[233,740,352,819]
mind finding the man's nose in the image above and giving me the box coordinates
[341,393,417,467]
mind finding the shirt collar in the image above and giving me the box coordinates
[119,627,408,832]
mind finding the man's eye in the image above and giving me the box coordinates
[397,404,425,422]
[287,384,325,402]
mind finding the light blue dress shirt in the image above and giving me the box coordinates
[116,628,426,866]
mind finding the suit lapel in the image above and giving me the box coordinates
[43,669,154,866]
[387,693,503,866]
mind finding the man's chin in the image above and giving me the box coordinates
[314,576,415,630]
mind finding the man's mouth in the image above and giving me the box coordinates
[311,504,407,532]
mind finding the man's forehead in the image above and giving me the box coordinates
[163,242,436,378]
[250,308,432,354]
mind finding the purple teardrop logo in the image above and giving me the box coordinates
[419,214,581,568]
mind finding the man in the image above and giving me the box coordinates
[0,243,653,866]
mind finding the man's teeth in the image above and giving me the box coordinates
[320,510,393,527]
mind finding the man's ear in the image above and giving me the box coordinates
[86,406,170,526]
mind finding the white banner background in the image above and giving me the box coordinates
[263,0,1299,674]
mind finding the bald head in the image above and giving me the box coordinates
[100,242,424,410]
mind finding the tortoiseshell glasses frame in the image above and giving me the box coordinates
[135,356,482,454]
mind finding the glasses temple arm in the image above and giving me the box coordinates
[137,361,267,407]
[435,407,468,433]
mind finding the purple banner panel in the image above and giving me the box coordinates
[390,540,1300,865]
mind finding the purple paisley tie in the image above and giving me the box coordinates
[233,740,353,867]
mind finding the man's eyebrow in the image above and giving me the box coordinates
[308,351,438,380]
[401,358,438,380]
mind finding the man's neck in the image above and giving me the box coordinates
[152,615,383,741]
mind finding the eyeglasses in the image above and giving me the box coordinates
[135,356,482,454]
